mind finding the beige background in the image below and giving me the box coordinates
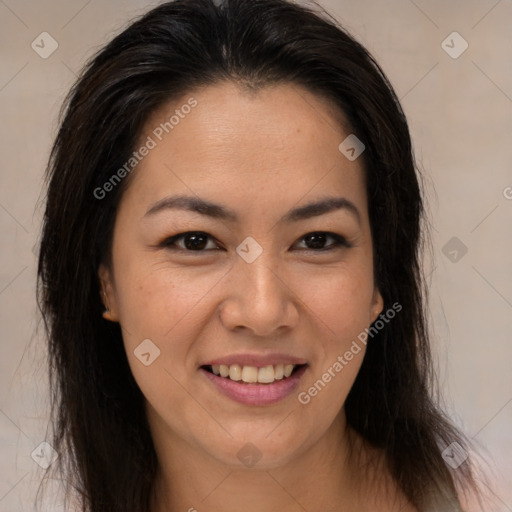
[0,0,511,510]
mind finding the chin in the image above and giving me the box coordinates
[205,435,304,470]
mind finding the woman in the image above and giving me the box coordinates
[37,0,483,510]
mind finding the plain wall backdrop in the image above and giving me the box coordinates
[0,0,511,510]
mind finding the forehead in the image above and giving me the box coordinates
[121,81,367,220]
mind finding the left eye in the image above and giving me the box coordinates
[160,231,350,252]
[295,232,351,251]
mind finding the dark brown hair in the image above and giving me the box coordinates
[37,0,481,510]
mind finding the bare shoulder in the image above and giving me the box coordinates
[353,439,419,512]
[397,502,419,512]
[343,427,424,512]
[375,483,419,512]
[373,482,420,512]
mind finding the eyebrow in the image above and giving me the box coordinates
[144,194,361,225]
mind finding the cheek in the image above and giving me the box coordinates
[112,263,208,418]
[293,267,372,431]
[111,257,227,394]
[291,260,374,408]
[114,255,213,340]
[295,262,376,343]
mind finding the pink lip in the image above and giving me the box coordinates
[201,353,307,367]
[200,365,308,406]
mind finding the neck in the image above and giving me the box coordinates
[149,408,390,512]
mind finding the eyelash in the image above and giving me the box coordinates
[159,231,352,253]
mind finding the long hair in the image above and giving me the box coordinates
[37,0,481,510]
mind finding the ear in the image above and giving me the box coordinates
[369,287,384,324]
[98,263,119,322]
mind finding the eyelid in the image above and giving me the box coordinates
[296,232,353,250]
[159,231,221,251]
[159,231,352,252]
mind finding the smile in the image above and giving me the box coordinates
[205,363,300,384]
[200,364,308,406]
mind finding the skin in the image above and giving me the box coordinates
[99,81,416,511]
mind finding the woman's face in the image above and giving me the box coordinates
[100,81,383,469]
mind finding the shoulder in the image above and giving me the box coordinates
[349,434,419,512]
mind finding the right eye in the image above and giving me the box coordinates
[159,231,222,252]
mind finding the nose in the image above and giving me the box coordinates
[219,251,300,337]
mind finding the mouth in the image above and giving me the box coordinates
[201,363,307,384]
[199,362,309,406]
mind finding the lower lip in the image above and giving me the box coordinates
[200,365,308,406]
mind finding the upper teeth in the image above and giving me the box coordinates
[211,364,296,383]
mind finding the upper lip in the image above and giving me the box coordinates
[201,353,307,368]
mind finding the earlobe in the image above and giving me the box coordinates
[101,292,116,322]
[98,264,119,322]
[370,288,384,324]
